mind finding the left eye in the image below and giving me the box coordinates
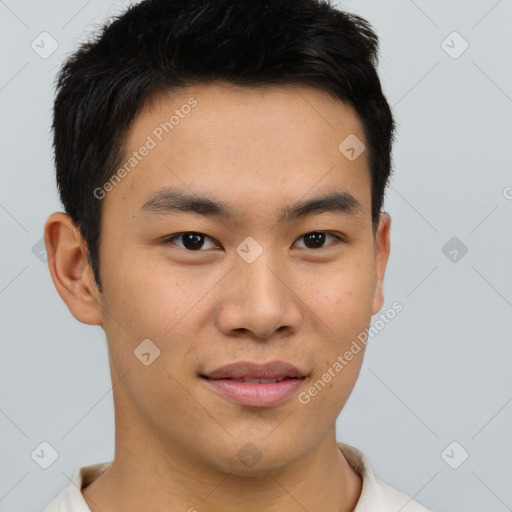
[294,231,342,249]
[164,231,343,251]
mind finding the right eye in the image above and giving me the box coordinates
[163,232,221,251]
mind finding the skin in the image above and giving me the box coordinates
[44,82,391,512]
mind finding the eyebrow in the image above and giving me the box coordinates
[140,187,363,223]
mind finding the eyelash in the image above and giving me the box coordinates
[163,231,346,252]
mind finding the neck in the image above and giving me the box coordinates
[82,424,362,512]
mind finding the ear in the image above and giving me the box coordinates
[371,212,391,315]
[44,212,103,325]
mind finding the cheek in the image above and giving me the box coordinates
[308,254,376,334]
[98,246,190,358]
[99,257,203,416]
[297,251,375,402]
[99,246,226,383]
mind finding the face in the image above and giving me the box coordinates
[46,82,390,476]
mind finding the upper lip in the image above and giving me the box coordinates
[202,361,306,380]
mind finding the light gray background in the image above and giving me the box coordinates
[1,1,511,511]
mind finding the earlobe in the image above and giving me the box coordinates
[371,212,391,316]
[44,212,103,326]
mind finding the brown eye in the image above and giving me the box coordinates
[295,231,342,249]
[164,232,219,251]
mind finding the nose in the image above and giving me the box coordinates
[215,248,303,341]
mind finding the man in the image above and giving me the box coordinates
[43,0,431,510]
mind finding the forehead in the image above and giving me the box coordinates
[102,82,371,225]
[138,81,367,149]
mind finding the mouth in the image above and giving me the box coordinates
[201,360,307,380]
[200,361,308,407]
[202,376,303,383]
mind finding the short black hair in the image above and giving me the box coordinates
[53,0,395,293]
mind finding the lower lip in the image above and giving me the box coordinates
[202,377,305,407]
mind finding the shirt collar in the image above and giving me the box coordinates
[337,442,381,510]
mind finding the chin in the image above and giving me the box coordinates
[202,440,300,477]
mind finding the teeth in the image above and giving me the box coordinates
[229,377,291,383]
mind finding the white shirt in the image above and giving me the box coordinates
[44,442,432,511]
